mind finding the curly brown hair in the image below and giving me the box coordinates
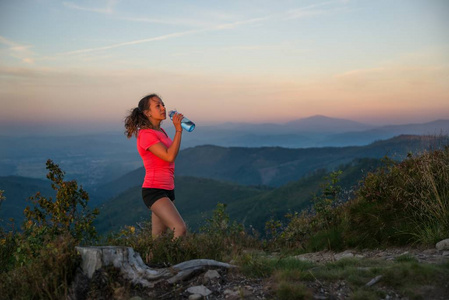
[124,93,160,138]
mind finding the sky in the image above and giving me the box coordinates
[1,0,448,134]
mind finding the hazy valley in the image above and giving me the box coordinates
[1,116,448,189]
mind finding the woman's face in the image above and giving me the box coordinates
[146,97,166,121]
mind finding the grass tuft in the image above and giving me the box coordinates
[276,281,313,300]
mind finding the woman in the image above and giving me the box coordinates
[124,94,187,238]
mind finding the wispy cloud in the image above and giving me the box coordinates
[172,43,309,58]
[0,36,34,64]
[215,16,271,29]
[0,36,25,48]
[59,1,350,56]
[334,67,386,79]
[63,0,119,14]
[62,28,209,55]
[60,15,272,56]
[286,0,352,19]
[117,16,213,27]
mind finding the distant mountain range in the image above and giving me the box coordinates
[286,115,374,132]
[1,117,447,188]
[177,117,449,148]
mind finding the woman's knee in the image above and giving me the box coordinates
[174,222,187,236]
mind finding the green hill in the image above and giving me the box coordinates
[0,176,55,228]
[95,158,382,235]
[175,135,445,187]
[91,134,447,207]
[225,158,383,231]
[94,176,268,234]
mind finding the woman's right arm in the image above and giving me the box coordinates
[146,113,183,162]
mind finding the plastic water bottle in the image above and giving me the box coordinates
[168,110,195,132]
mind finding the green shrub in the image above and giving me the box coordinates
[345,147,449,246]
[270,147,449,250]
[105,203,260,265]
[23,160,99,244]
[266,211,311,252]
[0,228,18,272]
[311,170,343,231]
[265,171,347,252]
[305,225,345,252]
[0,233,79,300]
[0,160,99,299]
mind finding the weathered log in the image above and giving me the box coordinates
[75,246,235,288]
[365,275,383,287]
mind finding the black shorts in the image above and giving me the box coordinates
[142,188,175,208]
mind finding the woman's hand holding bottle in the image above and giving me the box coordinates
[169,110,195,132]
[170,112,184,133]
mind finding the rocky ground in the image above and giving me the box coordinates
[69,243,449,300]
[171,247,449,300]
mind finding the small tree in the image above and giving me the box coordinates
[312,170,343,230]
[23,159,99,244]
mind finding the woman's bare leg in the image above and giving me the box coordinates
[151,211,167,237]
[151,197,187,238]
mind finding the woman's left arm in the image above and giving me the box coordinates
[146,113,183,162]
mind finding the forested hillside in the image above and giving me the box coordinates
[95,158,382,234]
[94,176,268,234]
[90,134,446,206]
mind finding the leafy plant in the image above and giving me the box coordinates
[346,147,449,246]
[265,171,347,252]
[0,160,99,299]
[105,203,260,266]
[23,159,99,244]
[312,170,343,231]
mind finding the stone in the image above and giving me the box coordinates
[204,269,221,281]
[189,294,203,300]
[423,249,437,255]
[334,251,354,261]
[129,297,142,300]
[186,285,212,297]
[240,287,253,297]
[294,254,313,262]
[224,289,239,297]
[436,238,449,251]
[442,251,449,256]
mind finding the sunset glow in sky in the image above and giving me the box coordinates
[1,0,448,133]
